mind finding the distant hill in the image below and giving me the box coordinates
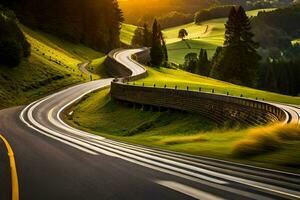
[252,5,300,60]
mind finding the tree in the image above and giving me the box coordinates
[158,25,168,62]
[131,27,144,47]
[150,19,164,66]
[143,23,152,47]
[197,48,211,76]
[183,53,198,72]
[210,6,261,86]
[178,28,188,40]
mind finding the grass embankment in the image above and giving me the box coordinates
[132,67,300,105]
[163,8,275,64]
[0,25,105,109]
[120,23,138,46]
[67,88,300,172]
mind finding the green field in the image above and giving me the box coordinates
[131,67,300,105]
[0,25,105,109]
[67,87,300,173]
[120,23,138,46]
[163,8,275,64]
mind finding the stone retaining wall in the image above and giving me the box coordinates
[111,83,287,125]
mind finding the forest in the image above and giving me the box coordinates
[0,0,123,52]
[0,6,30,67]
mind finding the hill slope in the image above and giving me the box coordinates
[0,25,105,109]
[163,8,275,64]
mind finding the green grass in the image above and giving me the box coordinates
[67,88,300,173]
[131,67,300,105]
[120,23,138,46]
[87,56,109,79]
[163,8,275,64]
[0,24,105,109]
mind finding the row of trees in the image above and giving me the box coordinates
[258,60,300,96]
[2,0,123,52]
[182,49,211,76]
[0,6,31,67]
[132,20,168,66]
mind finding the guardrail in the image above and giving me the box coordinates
[106,49,288,126]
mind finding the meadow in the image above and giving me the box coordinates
[162,8,275,64]
[120,23,138,46]
[67,88,300,173]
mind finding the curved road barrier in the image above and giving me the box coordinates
[0,134,19,200]
[3,48,298,199]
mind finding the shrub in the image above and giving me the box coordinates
[0,39,22,67]
[232,123,300,158]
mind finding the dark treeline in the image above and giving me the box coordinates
[258,59,300,96]
[252,5,300,60]
[0,6,30,67]
[130,11,193,29]
[1,0,123,52]
[119,0,216,26]
[195,5,237,24]
[218,0,294,9]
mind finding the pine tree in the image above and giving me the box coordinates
[150,19,164,66]
[197,48,211,76]
[211,6,261,86]
[143,23,151,47]
[158,25,168,62]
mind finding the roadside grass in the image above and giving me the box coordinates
[88,56,109,79]
[163,8,275,64]
[21,25,103,61]
[0,24,104,109]
[67,88,300,173]
[131,67,300,105]
[120,23,138,46]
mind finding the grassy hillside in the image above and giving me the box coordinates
[120,23,138,46]
[67,87,300,173]
[163,8,275,64]
[132,67,300,105]
[0,25,105,109]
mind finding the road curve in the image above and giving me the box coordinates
[1,48,300,200]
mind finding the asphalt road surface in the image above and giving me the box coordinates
[0,49,300,200]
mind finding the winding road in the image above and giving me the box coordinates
[1,49,300,200]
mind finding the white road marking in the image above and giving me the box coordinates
[156,180,225,200]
